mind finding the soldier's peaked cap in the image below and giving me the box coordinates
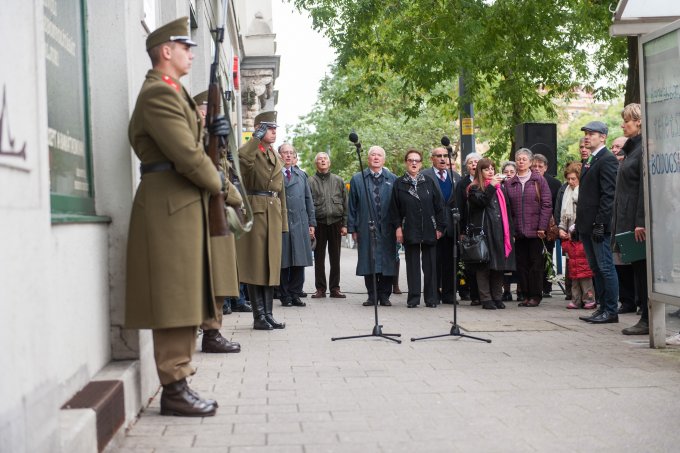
[146,17,197,51]
[254,111,277,127]
[193,90,209,105]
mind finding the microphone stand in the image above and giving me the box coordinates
[332,136,401,344]
[411,143,490,343]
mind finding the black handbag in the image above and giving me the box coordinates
[460,206,489,264]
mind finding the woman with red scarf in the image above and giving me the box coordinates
[466,158,516,309]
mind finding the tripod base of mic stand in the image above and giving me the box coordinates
[332,324,402,343]
[410,322,491,343]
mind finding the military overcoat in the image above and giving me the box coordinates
[125,70,221,329]
[281,166,316,268]
[211,166,243,298]
[235,137,289,285]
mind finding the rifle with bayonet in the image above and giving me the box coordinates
[205,1,252,237]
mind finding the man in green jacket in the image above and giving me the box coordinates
[308,152,348,298]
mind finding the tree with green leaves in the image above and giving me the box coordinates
[290,62,458,181]
[292,0,627,162]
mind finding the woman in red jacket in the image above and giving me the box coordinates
[558,163,595,309]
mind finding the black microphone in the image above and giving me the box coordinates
[441,136,451,148]
[349,132,361,149]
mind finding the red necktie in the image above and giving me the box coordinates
[438,170,446,181]
[286,168,291,181]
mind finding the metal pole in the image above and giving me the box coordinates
[459,75,475,176]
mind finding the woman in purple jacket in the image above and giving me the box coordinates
[504,148,553,307]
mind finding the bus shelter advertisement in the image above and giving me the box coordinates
[643,28,680,299]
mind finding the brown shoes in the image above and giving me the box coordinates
[160,378,217,417]
[201,329,241,353]
[392,285,403,295]
[519,298,541,307]
[311,289,326,298]
[330,289,346,298]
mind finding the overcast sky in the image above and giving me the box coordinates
[271,1,336,145]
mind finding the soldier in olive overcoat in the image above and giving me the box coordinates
[193,91,242,355]
[235,111,289,330]
[125,17,225,417]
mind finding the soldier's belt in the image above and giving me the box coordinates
[140,161,175,175]
[247,190,278,198]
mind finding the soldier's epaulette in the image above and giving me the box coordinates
[161,75,180,92]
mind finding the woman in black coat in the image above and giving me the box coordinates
[467,158,516,309]
[390,149,447,308]
[613,103,649,336]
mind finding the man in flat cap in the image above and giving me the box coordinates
[576,121,620,324]
[125,17,231,417]
[192,91,245,354]
[235,111,289,330]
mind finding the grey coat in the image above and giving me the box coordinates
[348,168,398,276]
[281,166,316,268]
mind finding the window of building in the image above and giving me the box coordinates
[45,0,105,222]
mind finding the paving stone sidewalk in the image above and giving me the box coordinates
[115,247,680,453]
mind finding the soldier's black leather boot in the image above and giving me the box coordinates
[263,286,286,329]
[248,284,273,330]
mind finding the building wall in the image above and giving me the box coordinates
[0,0,276,450]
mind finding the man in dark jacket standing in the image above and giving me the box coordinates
[278,144,316,307]
[308,152,348,299]
[576,121,619,324]
[422,147,461,304]
[348,146,398,306]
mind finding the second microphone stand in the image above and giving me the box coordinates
[332,136,401,343]
[411,145,490,343]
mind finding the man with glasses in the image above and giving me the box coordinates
[278,144,316,308]
[610,136,627,163]
[423,147,462,304]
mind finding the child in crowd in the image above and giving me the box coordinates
[558,163,595,309]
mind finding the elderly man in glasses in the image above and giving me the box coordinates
[422,147,462,304]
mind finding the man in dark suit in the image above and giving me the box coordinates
[576,121,619,324]
[422,147,462,304]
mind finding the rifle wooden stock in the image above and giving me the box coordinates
[206,83,230,237]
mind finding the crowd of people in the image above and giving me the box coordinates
[124,16,677,419]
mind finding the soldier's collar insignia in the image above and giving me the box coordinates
[161,75,180,92]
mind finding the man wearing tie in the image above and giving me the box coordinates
[422,147,462,304]
[278,144,316,307]
[576,121,619,324]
